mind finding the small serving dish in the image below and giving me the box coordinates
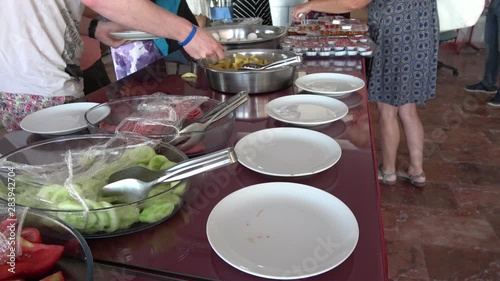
[335,50,347,56]
[85,96,235,156]
[205,25,286,50]
[360,50,373,56]
[347,50,358,56]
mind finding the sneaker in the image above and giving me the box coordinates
[487,97,500,107]
[464,82,497,94]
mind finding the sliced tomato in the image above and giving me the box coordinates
[0,265,18,280]
[40,270,65,281]
[183,142,206,155]
[0,237,64,279]
[186,108,202,119]
[16,237,65,278]
[20,227,42,244]
[98,122,117,132]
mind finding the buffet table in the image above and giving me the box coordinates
[0,54,387,281]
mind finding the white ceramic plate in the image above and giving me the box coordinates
[294,73,365,96]
[207,182,359,280]
[234,127,341,176]
[265,94,349,127]
[20,102,101,135]
[111,31,160,40]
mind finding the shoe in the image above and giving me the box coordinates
[397,171,426,187]
[464,83,497,94]
[378,165,396,186]
[487,97,500,107]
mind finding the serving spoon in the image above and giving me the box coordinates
[101,147,237,204]
[240,55,303,70]
[170,91,249,151]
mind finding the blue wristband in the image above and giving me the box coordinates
[178,25,197,47]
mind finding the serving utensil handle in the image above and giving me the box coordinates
[263,56,303,70]
[152,147,237,185]
[198,91,249,123]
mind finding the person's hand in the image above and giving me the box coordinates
[290,3,312,21]
[183,28,225,62]
[94,21,129,48]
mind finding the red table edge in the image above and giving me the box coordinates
[363,59,389,281]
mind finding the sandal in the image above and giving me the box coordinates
[397,171,427,187]
[378,165,397,186]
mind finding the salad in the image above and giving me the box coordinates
[0,145,188,236]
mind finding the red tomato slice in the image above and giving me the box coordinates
[186,108,202,120]
[20,227,42,244]
[40,270,65,281]
[0,223,64,280]
[183,142,206,155]
[0,265,18,280]
[17,237,65,278]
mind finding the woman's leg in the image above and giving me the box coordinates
[398,103,426,183]
[377,102,400,181]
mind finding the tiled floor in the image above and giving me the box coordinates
[1,43,498,280]
[373,43,500,280]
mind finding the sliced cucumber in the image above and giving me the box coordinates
[139,202,175,223]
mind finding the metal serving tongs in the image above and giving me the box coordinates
[240,56,303,70]
[170,91,249,151]
[101,147,238,204]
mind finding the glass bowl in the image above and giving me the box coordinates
[2,208,93,280]
[0,134,189,239]
[84,96,235,156]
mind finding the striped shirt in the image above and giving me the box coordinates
[232,0,273,26]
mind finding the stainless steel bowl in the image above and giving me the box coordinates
[198,49,299,94]
[204,25,286,50]
[209,18,263,27]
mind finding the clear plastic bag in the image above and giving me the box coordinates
[0,203,28,266]
[0,134,162,232]
[114,93,208,140]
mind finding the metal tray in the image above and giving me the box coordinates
[205,25,287,50]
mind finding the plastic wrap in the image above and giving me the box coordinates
[100,93,208,140]
[0,204,28,266]
[0,134,164,232]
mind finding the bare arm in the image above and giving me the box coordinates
[83,6,99,18]
[291,0,371,20]
[79,16,128,48]
[81,0,225,60]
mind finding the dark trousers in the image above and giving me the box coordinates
[482,0,500,88]
[82,59,111,95]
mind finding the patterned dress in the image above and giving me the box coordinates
[367,0,439,106]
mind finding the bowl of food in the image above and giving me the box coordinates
[205,25,286,50]
[84,95,235,156]
[198,49,299,94]
[0,208,93,280]
[0,134,190,238]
